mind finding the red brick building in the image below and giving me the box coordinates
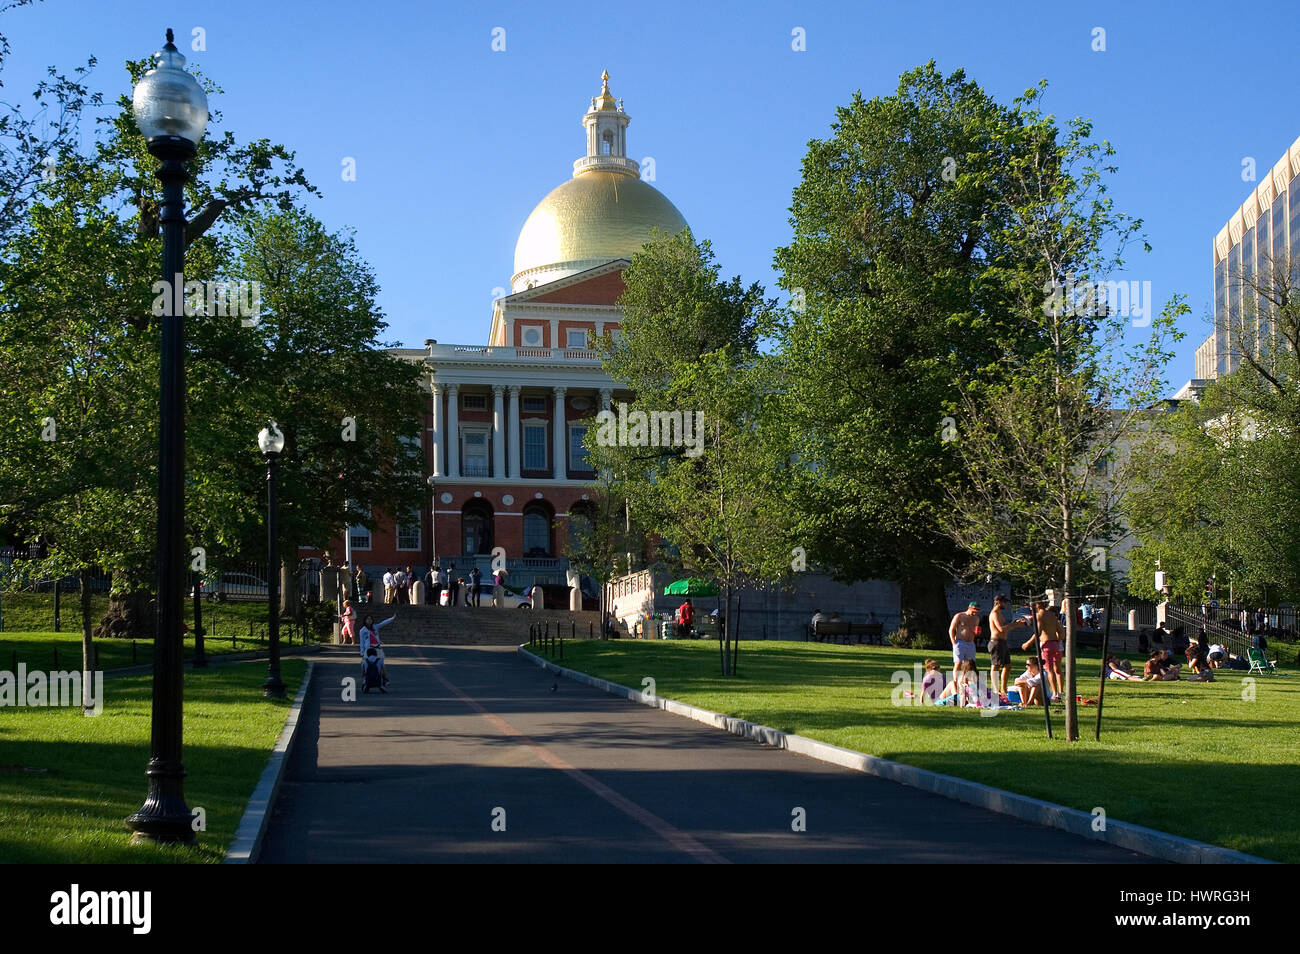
[317,72,688,591]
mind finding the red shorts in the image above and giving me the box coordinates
[1041,641,1063,665]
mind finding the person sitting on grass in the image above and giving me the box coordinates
[1186,644,1215,681]
[1142,650,1179,681]
[920,658,946,703]
[1207,642,1227,667]
[937,659,980,707]
[1014,657,1044,706]
[1105,655,1141,680]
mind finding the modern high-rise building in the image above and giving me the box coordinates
[1190,134,1300,389]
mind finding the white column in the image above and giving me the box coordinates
[492,385,506,479]
[430,382,444,478]
[552,386,567,480]
[507,385,521,479]
[445,383,459,478]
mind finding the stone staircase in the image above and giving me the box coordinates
[361,603,601,646]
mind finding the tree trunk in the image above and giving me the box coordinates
[1064,557,1078,741]
[281,557,300,620]
[79,572,96,715]
[899,567,950,642]
[94,589,155,639]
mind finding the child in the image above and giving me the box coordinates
[920,659,946,703]
[362,647,386,693]
[1015,657,1044,706]
[359,614,395,686]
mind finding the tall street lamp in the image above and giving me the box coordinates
[125,28,208,845]
[259,422,287,699]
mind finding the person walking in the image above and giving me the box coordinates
[339,599,357,645]
[469,566,482,607]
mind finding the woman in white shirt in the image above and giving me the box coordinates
[359,614,395,685]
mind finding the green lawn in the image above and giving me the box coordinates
[0,591,274,634]
[542,640,1300,862]
[1,628,319,674]
[0,659,306,863]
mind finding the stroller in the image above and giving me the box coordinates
[362,648,386,693]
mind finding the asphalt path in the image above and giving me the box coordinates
[258,644,1152,864]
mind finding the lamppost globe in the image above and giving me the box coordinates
[132,29,208,156]
[258,422,285,456]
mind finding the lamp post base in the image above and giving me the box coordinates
[125,759,196,845]
[263,675,286,699]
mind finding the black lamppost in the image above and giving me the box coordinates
[259,422,287,699]
[125,28,208,845]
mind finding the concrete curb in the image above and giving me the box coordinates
[519,646,1273,865]
[224,661,314,864]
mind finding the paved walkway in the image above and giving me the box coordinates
[258,645,1152,863]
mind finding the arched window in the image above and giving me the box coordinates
[568,502,597,557]
[461,500,494,556]
[522,502,554,557]
[601,130,613,155]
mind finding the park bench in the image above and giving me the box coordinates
[811,620,851,643]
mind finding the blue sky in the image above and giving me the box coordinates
[4,0,1297,390]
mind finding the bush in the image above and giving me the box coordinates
[302,602,336,640]
[910,631,946,651]
[887,630,911,649]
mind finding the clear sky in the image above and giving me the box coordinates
[4,0,1297,390]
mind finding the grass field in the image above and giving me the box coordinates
[1,628,320,674]
[541,639,1300,862]
[0,659,306,863]
[0,591,277,634]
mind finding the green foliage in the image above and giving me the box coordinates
[887,629,911,649]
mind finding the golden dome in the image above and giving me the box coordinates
[512,170,689,289]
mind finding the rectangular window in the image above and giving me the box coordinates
[461,429,489,477]
[1290,184,1300,281]
[1273,192,1287,273]
[349,525,371,551]
[569,424,591,471]
[523,424,547,470]
[461,393,487,411]
[396,517,421,551]
[566,328,589,349]
[522,396,547,413]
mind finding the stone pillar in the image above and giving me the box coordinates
[549,318,560,349]
[492,385,506,479]
[552,386,567,480]
[445,383,459,478]
[507,385,521,479]
[431,382,444,478]
[568,567,582,612]
[411,580,423,605]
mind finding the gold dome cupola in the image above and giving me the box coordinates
[511,72,689,292]
[574,70,639,179]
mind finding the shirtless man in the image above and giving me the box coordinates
[1022,601,1064,700]
[988,594,1030,696]
[949,602,980,673]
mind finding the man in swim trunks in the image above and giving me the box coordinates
[949,602,980,671]
[1022,601,1065,700]
[988,594,1029,696]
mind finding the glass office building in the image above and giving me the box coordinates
[1198,135,1300,379]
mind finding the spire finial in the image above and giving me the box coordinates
[601,69,610,90]
[165,28,175,45]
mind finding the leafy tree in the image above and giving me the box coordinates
[938,91,1184,740]
[592,230,791,673]
[773,62,1056,642]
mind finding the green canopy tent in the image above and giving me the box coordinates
[663,578,719,596]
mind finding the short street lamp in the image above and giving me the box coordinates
[126,28,209,846]
[259,422,287,699]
